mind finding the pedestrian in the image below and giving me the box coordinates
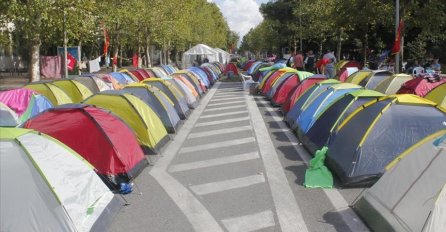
[304,50,316,73]
[323,49,337,78]
[430,58,441,73]
[292,51,304,71]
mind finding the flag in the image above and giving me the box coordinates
[392,19,404,54]
[67,53,76,71]
[132,53,138,67]
[103,26,110,56]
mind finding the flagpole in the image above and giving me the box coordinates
[395,0,400,73]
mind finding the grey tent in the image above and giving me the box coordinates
[75,75,113,93]
[0,102,18,126]
[122,83,181,133]
[353,130,446,231]
[424,184,446,232]
[0,128,122,232]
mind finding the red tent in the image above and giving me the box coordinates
[130,70,145,81]
[260,70,285,95]
[136,69,151,79]
[23,104,147,189]
[243,60,256,71]
[224,63,240,76]
[271,74,300,106]
[397,76,446,97]
[281,76,326,113]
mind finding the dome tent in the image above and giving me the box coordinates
[25,81,73,105]
[83,91,169,153]
[0,127,121,232]
[0,102,18,126]
[326,95,446,187]
[23,104,148,189]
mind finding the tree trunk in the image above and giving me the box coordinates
[336,28,342,61]
[29,40,40,82]
[112,46,118,72]
[363,33,368,66]
[175,50,180,67]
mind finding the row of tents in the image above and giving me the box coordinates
[0,62,224,231]
[247,60,446,231]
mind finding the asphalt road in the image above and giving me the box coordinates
[109,81,369,232]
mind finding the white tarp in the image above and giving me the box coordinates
[182,44,218,68]
[214,47,231,65]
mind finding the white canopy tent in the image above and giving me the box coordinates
[182,44,218,68]
[214,47,231,65]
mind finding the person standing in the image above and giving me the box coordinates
[293,51,305,71]
[323,49,337,78]
[304,50,316,73]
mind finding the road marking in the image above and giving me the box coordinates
[189,174,265,195]
[188,126,252,139]
[169,151,259,172]
[212,95,243,100]
[255,97,369,232]
[204,105,245,112]
[195,117,250,127]
[200,110,247,119]
[246,94,309,232]
[210,96,245,102]
[179,137,256,154]
[221,210,276,232]
[150,82,224,232]
[207,100,245,107]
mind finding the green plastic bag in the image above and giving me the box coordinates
[304,146,333,188]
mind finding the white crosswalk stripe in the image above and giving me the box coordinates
[195,117,250,127]
[204,105,245,112]
[199,110,247,119]
[179,137,256,154]
[189,174,265,195]
[221,210,276,232]
[188,126,251,139]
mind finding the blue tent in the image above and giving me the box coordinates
[188,67,210,88]
[295,83,362,134]
[110,72,135,84]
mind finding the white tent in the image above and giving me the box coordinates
[214,47,231,65]
[0,128,121,232]
[182,44,218,68]
[424,184,446,232]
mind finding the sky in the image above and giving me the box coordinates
[207,0,269,40]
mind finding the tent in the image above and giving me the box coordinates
[335,67,359,82]
[148,67,168,78]
[83,91,169,153]
[358,70,394,89]
[344,70,372,84]
[134,69,152,79]
[161,65,177,74]
[188,67,211,88]
[242,60,256,71]
[75,75,113,93]
[0,102,18,126]
[300,89,384,154]
[425,183,446,231]
[353,130,446,232]
[201,63,220,81]
[119,69,140,82]
[373,73,413,94]
[172,71,204,95]
[25,82,73,105]
[425,82,446,108]
[122,83,181,133]
[261,68,297,95]
[225,62,240,76]
[212,61,224,73]
[23,104,148,188]
[162,77,199,109]
[141,69,157,78]
[141,78,191,119]
[267,71,314,99]
[130,70,145,81]
[326,95,446,187]
[94,73,124,90]
[285,79,340,129]
[271,73,300,106]
[109,72,136,85]
[281,75,327,113]
[397,76,446,97]
[294,83,363,135]
[170,73,200,98]
[51,79,93,103]
[0,88,53,123]
[0,127,121,232]
[214,47,230,64]
[182,44,218,68]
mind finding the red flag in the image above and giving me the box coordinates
[392,19,404,54]
[67,53,76,71]
[103,27,110,56]
[132,53,138,67]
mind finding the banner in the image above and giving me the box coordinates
[392,19,404,54]
[67,53,76,71]
[103,28,110,56]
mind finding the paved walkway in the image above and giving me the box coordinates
[110,82,369,232]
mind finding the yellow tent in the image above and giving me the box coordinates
[374,73,413,94]
[51,79,93,103]
[83,91,169,153]
[425,83,446,108]
[25,82,73,105]
[345,70,372,84]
